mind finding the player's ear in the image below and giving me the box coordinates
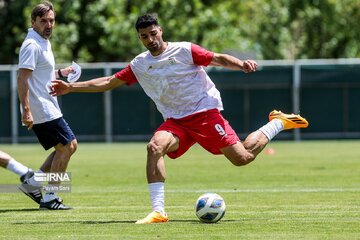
[137,31,142,40]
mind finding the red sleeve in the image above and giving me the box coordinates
[114,64,138,85]
[191,43,214,66]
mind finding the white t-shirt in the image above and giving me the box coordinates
[115,42,223,119]
[18,28,62,124]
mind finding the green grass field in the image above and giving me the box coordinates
[0,141,359,239]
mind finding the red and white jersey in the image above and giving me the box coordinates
[115,42,223,119]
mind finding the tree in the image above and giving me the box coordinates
[287,0,360,59]
[0,0,29,64]
[0,0,359,64]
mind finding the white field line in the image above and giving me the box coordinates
[167,188,360,193]
[71,188,360,193]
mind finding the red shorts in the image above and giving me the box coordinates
[156,109,240,159]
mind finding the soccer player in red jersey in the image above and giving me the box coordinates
[51,14,308,223]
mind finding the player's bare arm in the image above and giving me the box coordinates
[50,75,126,96]
[210,53,258,73]
[17,68,33,129]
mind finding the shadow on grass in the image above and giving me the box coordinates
[11,219,238,225]
[2,209,238,225]
[0,208,39,213]
[171,219,238,224]
[12,220,135,225]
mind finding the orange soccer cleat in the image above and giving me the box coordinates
[135,211,169,224]
[269,110,309,130]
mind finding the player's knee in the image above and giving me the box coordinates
[147,140,165,156]
[69,139,78,155]
[56,139,77,158]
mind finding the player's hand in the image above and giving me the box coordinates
[243,60,258,73]
[21,110,33,130]
[49,80,71,96]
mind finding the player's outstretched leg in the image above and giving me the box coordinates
[135,211,169,224]
[269,110,308,129]
[222,109,309,166]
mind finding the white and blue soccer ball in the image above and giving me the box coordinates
[195,193,226,223]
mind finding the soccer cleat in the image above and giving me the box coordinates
[269,110,309,130]
[18,170,43,204]
[135,211,169,224]
[39,198,72,210]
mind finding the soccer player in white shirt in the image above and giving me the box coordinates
[50,14,308,222]
[17,1,77,210]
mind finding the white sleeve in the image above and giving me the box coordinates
[18,41,38,70]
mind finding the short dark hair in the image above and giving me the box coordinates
[135,14,159,31]
[31,1,55,21]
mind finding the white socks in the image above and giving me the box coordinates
[6,158,29,176]
[149,182,165,214]
[42,191,58,202]
[259,119,284,141]
[27,169,43,187]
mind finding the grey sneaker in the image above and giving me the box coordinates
[19,170,43,204]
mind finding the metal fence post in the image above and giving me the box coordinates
[292,61,301,141]
[104,67,112,143]
[10,67,18,144]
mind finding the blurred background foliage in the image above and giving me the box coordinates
[0,0,359,64]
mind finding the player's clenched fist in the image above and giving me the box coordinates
[243,60,258,73]
[49,80,70,96]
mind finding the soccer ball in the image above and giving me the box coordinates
[195,193,226,223]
